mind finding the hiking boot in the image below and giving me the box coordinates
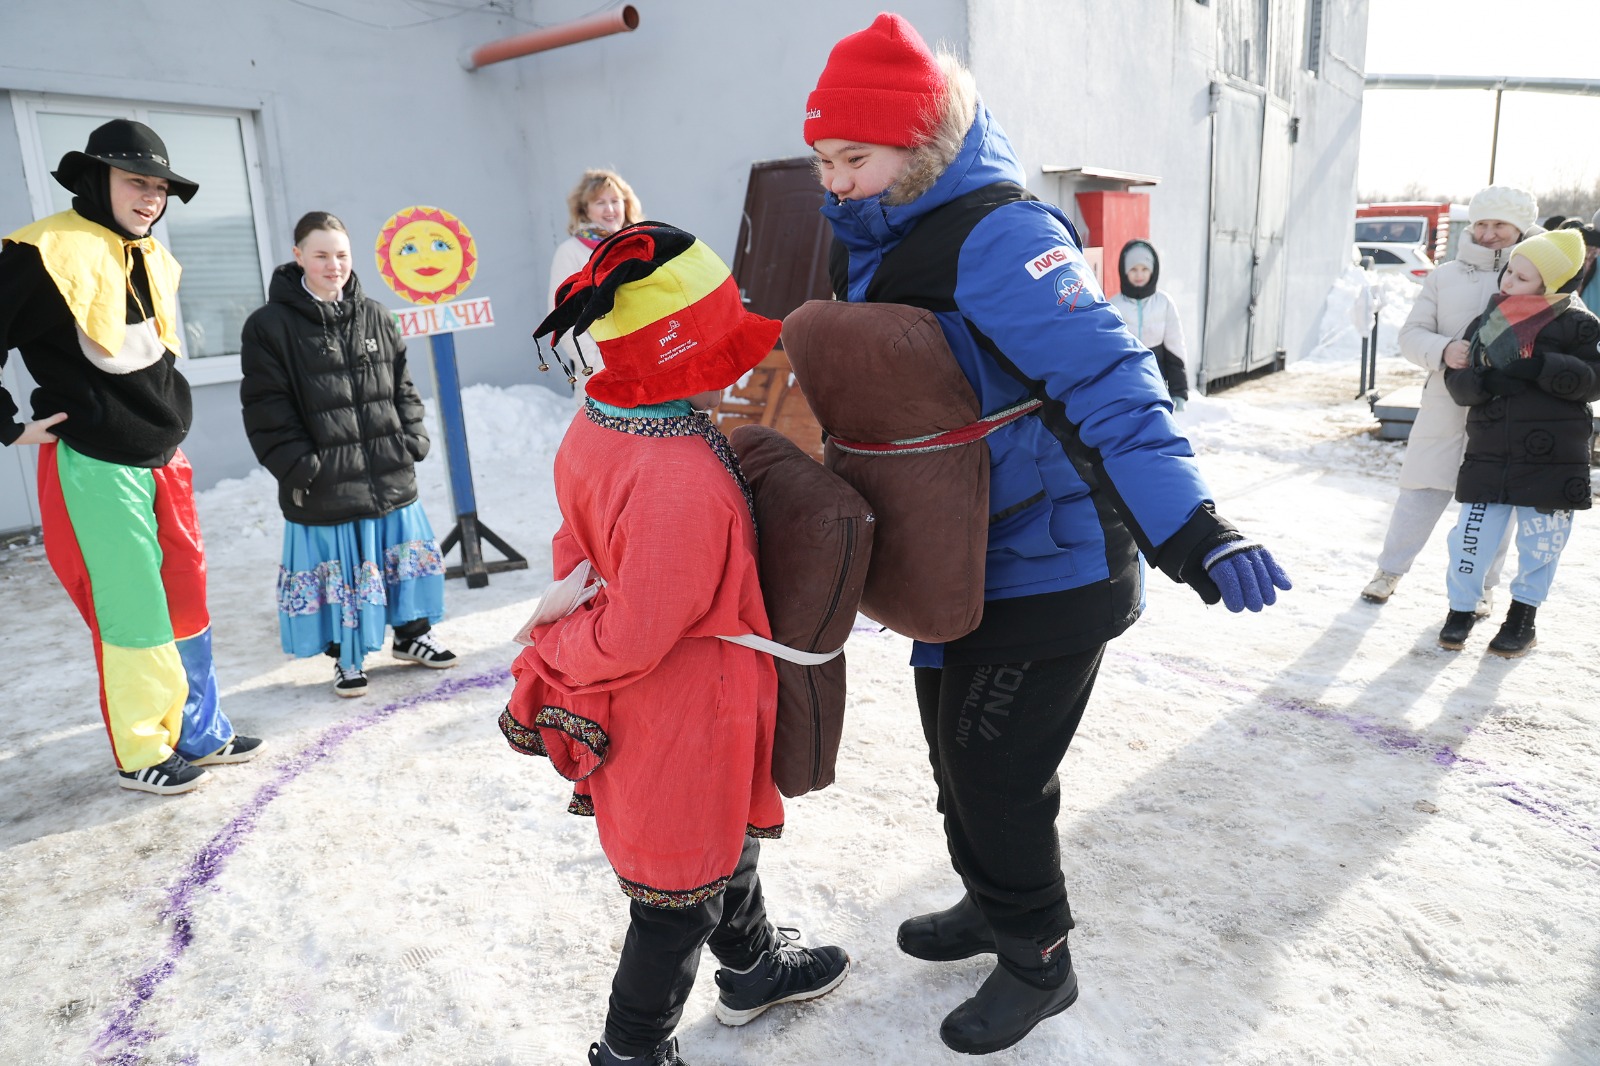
[940,932,1078,1055]
[118,753,211,795]
[1437,610,1477,650]
[1361,569,1402,603]
[334,663,368,698]
[898,893,996,962]
[1488,601,1537,658]
[392,631,458,668]
[713,926,850,1026]
[192,735,266,766]
[588,1038,688,1065]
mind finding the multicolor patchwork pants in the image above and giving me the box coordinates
[39,442,232,772]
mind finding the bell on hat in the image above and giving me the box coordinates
[534,222,781,408]
[52,119,200,203]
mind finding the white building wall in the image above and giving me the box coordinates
[0,0,1365,535]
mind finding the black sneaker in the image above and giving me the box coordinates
[192,735,266,766]
[587,1037,688,1065]
[392,631,458,668]
[334,663,368,698]
[118,753,211,795]
[713,926,850,1027]
[1437,609,1477,650]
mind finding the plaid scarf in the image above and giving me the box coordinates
[1469,293,1577,370]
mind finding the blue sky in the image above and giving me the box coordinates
[1359,0,1600,203]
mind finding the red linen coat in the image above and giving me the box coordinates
[505,411,784,908]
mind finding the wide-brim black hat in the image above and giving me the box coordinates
[52,119,199,203]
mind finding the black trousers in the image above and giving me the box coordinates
[914,645,1104,944]
[604,836,774,1056]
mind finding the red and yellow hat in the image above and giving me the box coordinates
[535,222,781,408]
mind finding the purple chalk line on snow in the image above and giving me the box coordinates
[91,667,510,1065]
[1121,650,1600,855]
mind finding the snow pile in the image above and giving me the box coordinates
[2,360,1597,1066]
[1302,262,1420,365]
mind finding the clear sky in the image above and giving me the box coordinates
[1360,0,1600,206]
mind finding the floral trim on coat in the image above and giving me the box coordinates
[584,405,758,535]
[745,822,784,840]
[615,870,732,910]
[277,558,386,630]
[533,704,609,781]
[497,707,547,757]
[567,791,595,817]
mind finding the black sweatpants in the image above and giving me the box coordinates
[914,645,1104,944]
[604,836,774,1056]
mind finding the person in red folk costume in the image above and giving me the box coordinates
[501,222,850,1066]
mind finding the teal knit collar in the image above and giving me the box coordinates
[587,398,696,419]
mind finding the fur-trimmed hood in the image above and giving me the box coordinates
[819,87,1025,263]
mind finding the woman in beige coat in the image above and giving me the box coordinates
[1362,185,1535,606]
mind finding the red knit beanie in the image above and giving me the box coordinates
[805,12,946,147]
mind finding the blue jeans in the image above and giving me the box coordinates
[1446,502,1574,611]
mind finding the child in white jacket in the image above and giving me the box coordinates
[1109,240,1188,409]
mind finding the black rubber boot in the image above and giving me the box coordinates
[898,893,996,962]
[1487,600,1537,658]
[939,932,1078,1055]
[1437,609,1477,650]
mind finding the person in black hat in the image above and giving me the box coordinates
[0,119,263,795]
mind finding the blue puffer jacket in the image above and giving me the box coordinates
[822,104,1234,665]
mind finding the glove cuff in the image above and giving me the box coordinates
[1203,538,1260,570]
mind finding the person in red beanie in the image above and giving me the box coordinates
[805,12,1290,1055]
[502,223,850,1066]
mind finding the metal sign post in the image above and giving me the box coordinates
[375,205,525,588]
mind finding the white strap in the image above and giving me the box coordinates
[717,633,844,666]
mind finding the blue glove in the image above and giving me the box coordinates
[1203,541,1291,612]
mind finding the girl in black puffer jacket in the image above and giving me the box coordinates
[1438,229,1600,657]
[240,212,457,697]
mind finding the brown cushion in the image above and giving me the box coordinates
[782,300,987,642]
[730,424,875,798]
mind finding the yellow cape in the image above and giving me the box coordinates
[3,210,183,358]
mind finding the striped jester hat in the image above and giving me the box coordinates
[533,221,781,407]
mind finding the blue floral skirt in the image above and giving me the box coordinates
[276,500,446,670]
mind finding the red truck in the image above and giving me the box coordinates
[1354,201,1468,264]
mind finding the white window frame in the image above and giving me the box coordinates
[9,92,275,386]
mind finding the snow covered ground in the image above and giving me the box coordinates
[3,271,1597,1065]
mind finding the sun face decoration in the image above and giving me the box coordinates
[374,206,477,305]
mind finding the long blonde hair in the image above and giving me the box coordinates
[566,169,644,235]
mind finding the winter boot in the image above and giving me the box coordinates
[713,926,850,1026]
[1488,600,1537,658]
[1437,609,1477,650]
[1361,569,1402,603]
[898,893,996,962]
[939,931,1079,1055]
[587,1037,688,1065]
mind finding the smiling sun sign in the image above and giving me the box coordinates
[375,206,477,305]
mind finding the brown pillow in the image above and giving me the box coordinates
[782,300,987,642]
[730,424,875,798]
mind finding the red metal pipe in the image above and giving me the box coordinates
[461,5,639,70]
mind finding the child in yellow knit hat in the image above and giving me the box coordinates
[1437,227,1600,656]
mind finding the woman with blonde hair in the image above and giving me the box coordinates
[547,169,643,401]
